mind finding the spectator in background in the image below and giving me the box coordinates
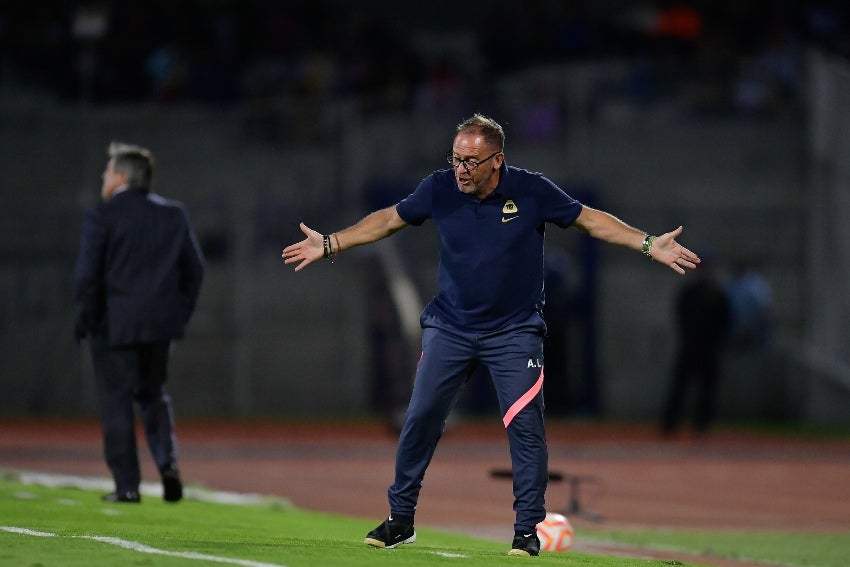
[726,258,773,350]
[413,54,469,116]
[517,81,565,144]
[660,252,731,437]
[73,141,205,503]
[652,1,702,45]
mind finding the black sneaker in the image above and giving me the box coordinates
[161,466,183,503]
[364,516,416,549]
[508,532,540,556]
[102,490,140,503]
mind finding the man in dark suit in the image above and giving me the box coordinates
[73,141,204,503]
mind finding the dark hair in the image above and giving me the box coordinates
[108,141,155,191]
[456,113,505,151]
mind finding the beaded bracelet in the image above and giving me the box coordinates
[323,234,339,263]
[322,234,331,260]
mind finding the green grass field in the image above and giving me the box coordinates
[1,472,847,567]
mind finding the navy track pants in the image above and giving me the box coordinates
[388,312,548,533]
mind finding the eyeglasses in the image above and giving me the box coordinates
[446,150,502,173]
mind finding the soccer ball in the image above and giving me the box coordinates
[535,512,574,552]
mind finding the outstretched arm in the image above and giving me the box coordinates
[572,206,700,274]
[281,205,408,272]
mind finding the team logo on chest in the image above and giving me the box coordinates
[501,200,519,223]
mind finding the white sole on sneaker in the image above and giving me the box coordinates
[364,532,416,549]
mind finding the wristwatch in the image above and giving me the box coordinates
[641,234,655,258]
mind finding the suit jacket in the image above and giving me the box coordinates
[73,189,205,347]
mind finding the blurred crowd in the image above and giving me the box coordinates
[1,1,846,117]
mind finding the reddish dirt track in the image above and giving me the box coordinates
[2,419,849,566]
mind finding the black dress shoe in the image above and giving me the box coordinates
[102,490,141,503]
[161,467,183,502]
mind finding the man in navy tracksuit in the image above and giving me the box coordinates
[283,114,700,556]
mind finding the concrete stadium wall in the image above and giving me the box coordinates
[0,65,808,424]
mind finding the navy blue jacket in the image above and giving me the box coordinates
[73,189,205,346]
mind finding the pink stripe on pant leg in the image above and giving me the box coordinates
[502,369,544,428]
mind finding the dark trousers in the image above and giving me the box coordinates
[389,312,548,533]
[661,348,721,434]
[89,336,178,493]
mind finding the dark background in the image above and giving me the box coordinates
[1,1,848,429]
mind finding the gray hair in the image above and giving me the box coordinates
[108,141,155,191]
[456,114,505,151]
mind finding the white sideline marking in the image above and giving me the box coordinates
[81,535,286,567]
[429,551,469,558]
[1,527,286,567]
[1,526,56,537]
[14,471,281,506]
